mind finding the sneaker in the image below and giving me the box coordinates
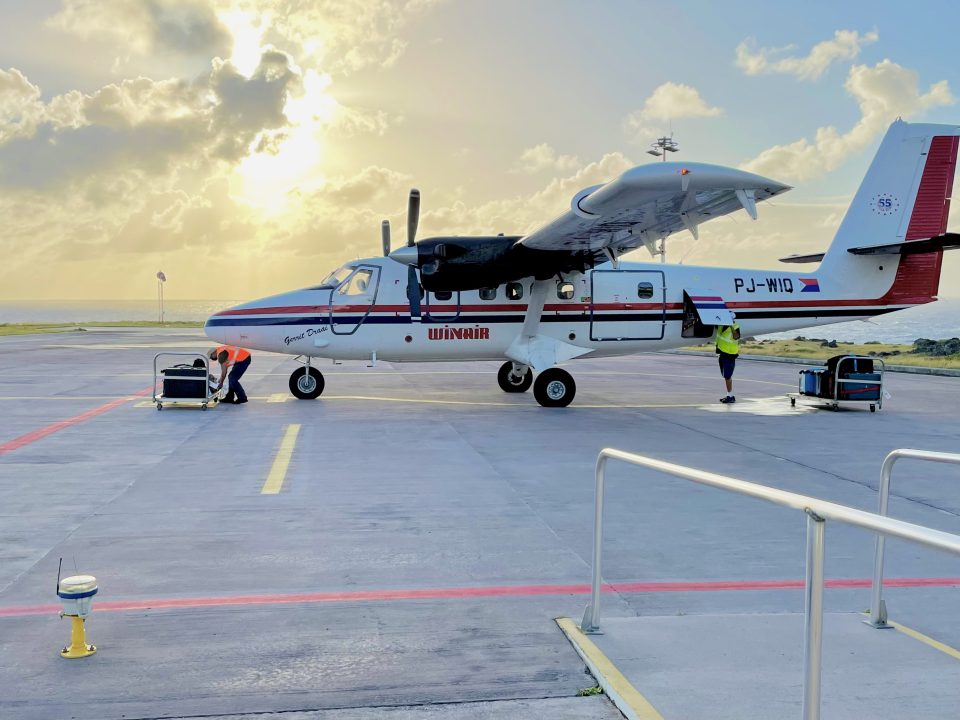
[719,396,736,404]
[233,398,248,405]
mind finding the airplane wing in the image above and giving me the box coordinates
[519,162,791,255]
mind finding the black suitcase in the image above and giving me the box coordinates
[161,365,207,399]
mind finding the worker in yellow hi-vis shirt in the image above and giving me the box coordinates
[715,313,741,404]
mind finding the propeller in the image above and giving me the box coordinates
[381,220,391,257]
[405,189,422,318]
[407,188,420,246]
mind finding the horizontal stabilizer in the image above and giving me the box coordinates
[779,252,826,264]
[847,233,960,256]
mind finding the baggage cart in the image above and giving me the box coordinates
[788,355,885,412]
[153,352,222,411]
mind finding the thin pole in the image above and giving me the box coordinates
[869,455,895,626]
[582,454,606,633]
[802,511,825,720]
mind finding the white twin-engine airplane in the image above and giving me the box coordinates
[206,120,960,407]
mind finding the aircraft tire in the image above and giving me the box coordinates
[533,368,576,408]
[497,361,533,393]
[289,366,325,400]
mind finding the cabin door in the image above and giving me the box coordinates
[589,269,665,341]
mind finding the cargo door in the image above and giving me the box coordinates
[681,288,735,338]
[590,269,665,341]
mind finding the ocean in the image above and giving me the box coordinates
[0,297,957,345]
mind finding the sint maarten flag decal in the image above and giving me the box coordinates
[799,278,820,293]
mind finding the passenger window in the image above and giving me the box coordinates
[434,290,453,301]
[637,282,654,299]
[557,282,575,300]
[479,287,497,301]
[339,269,374,296]
[506,282,523,300]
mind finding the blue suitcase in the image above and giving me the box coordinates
[838,372,881,401]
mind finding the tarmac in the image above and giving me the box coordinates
[0,328,958,719]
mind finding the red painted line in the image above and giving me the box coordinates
[3,577,958,618]
[0,384,156,456]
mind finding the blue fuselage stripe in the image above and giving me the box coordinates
[205,307,891,328]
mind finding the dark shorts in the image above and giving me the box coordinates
[718,353,737,379]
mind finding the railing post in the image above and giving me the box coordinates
[581,452,606,633]
[802,510,825,720]
[868,452,897,628]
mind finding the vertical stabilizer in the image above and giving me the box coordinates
[819,120,960,303]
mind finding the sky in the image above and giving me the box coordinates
[1,0,959,301]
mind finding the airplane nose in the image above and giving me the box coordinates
[204,312,235,345]
[389,245,418,266]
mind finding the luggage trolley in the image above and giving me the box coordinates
[153,352,222,411]
[788,354,885,412]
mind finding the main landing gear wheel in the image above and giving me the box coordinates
[533,368,576,408]
[289,366,325,400]
[497,361,533,393]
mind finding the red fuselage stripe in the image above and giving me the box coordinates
[214,298,915,318]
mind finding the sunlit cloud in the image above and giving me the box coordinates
[742,60,954,182]
[736,29,879,81]
[623,82,722,143]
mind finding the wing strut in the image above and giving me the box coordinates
[505,280,591,372]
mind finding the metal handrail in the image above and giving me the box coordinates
[868,448,960,627]
[582,448,960,720]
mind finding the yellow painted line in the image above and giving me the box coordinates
[267,393,288,403]
[321,394,702,409]
[556,617,664,720]
[889,619,960,661]
[261,424,301,495]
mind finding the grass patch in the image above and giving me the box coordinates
[680,339,960,369]
[0,321,202,336]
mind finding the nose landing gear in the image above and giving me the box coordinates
[289,365,325,400]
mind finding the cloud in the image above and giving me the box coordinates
[623,82,721,142]
[49,0,232,57]
[0,50,303,188]
[512,143,579,174]
[0,68,45,143]
[252,0,448,74]
[742,60,954,182]
[736,29,878,81]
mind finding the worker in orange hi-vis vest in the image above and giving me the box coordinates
[208,345,252,404]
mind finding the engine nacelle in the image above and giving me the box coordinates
[411,235,596,291]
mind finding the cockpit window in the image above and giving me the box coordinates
[337,268,374,296]
[311,264,355,289]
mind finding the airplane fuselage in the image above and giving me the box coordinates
[206,254,908,362]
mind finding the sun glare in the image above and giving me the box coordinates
[220,9,266,76]
[233,70,338,213]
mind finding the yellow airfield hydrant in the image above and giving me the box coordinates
[57,575,98,659]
